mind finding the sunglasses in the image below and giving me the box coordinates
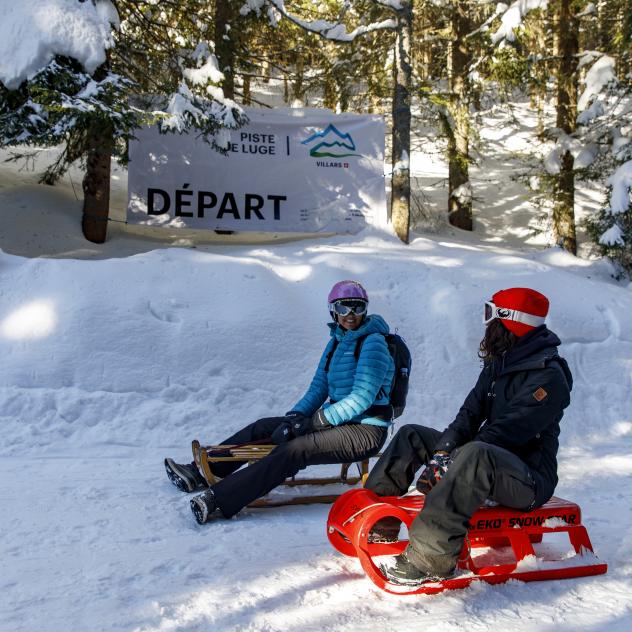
[484,301,545,327]
[329,300,368,316]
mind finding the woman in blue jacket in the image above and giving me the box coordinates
[164,280,395,524]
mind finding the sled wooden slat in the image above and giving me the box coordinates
[248,494,342,508]
[191,439,373,506]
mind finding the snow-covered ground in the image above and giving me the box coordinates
[2,103,632,630]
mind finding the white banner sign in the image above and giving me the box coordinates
[127,108,386,233]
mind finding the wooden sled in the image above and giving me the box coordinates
[192,439,372,507]
[327,488,608,595]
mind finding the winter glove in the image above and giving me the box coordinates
[270,422,294,444]
[416,451,451,494]
[284,411,312,437]
[310,408,331,432]
[286,410,331,436]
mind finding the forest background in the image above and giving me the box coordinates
[0,0,631,275]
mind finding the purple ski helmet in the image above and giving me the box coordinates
[327,280,369,304]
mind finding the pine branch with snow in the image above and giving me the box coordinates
[1,55,140,178]
[586,160,632,278]
[0,1,247,181]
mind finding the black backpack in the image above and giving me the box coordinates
[324,332,412,419]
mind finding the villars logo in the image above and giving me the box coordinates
[301,124,360,158]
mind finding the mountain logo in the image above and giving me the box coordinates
[301,124,360,158]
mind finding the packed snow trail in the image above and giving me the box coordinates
[1,235,632,631]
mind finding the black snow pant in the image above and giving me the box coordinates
[209,416,388,518]
[364,424,538,577]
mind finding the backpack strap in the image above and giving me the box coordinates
[324,338,339,373]
[356,334,393,418]
[352,335,388,399]
[353,334,369,360]
[325,334,370,372]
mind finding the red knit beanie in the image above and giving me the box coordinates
[490,288,549,337]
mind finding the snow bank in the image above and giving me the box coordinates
[1,235,631,453]
[1,233,631,631]
[0,0,117,89]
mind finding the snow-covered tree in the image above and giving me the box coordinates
[587,161,632,278]
[581,54,632,276]
[469,1,629,256]
[413,1,549,233]
[0,0,245,243]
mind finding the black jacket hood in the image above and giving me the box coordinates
[498,325,573,390]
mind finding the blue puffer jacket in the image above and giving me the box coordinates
[291,315,395,428]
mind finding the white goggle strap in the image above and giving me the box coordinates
[484,301,546,327]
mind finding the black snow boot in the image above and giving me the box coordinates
[190,489,220,524]
[164,458,208,493]
[379,551,449,587]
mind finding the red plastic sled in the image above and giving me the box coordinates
[327,489,607,595]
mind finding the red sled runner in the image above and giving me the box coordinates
[327,489,607,595]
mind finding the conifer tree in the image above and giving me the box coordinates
[0,0,245,243]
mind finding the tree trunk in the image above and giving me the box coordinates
[553,0,578,254]
[447,0,472,231]
[323,71,337,111]
[263,59,271,84]
[214,0,236,234]
[81,121,113,243]
[598,0,621,52]
[293,54,305,104]
[215,0,236,99]
[621,3,632,77]
[600,0,631,77]
[532,11,548,139]
[390,3,412,244]
[242,73,251,105]
[419,30,432,80]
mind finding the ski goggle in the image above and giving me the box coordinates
[484,301,546,327]
[329,300,368,316]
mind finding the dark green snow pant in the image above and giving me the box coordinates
[364,424,538,577]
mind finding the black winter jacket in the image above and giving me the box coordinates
[434,326,573,507]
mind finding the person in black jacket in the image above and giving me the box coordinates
[365,287,573,587]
